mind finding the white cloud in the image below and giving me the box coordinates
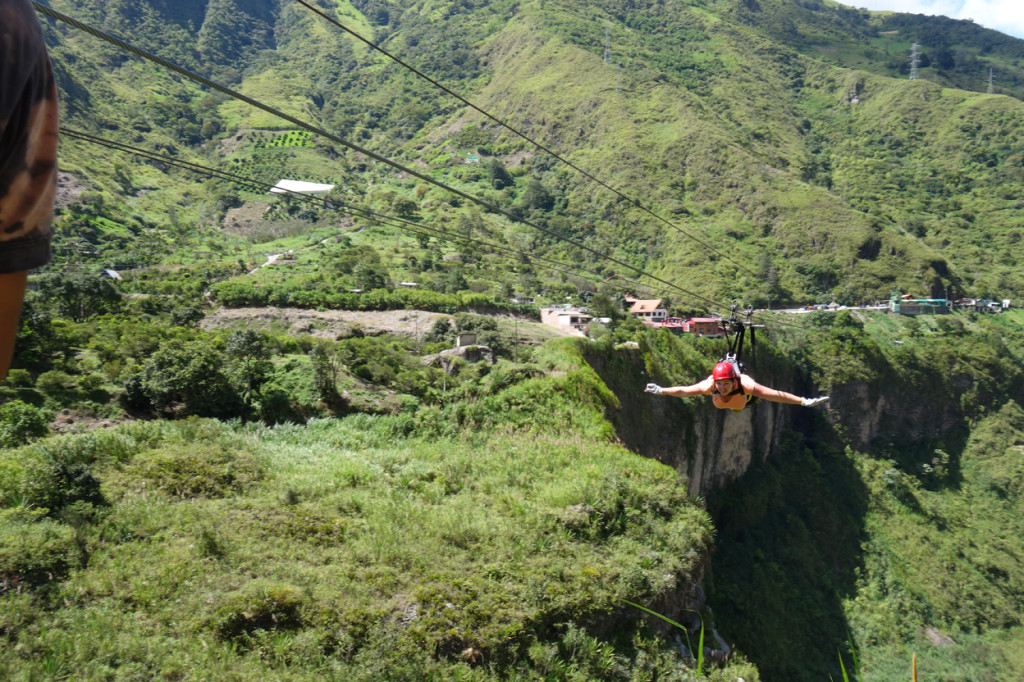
[842,0,1024,39]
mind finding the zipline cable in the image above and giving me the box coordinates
[291,0,758,278]
[34,2,729,311]
[59,126,677,304]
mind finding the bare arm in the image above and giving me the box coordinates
[0,271,28,382]
[658,375,715,398]
[740,375,803,405]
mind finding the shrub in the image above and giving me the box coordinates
[110,444,263,499]
[21,456,105,514]
[34,370,75,394]
[170,305,205,328]
[211,581,306,641]
[1,369,32,388]
[0,400,49,448]
[0,510,77,589]
[77,373,106,392]
[129,340,244,418]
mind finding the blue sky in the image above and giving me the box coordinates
[839,0,1024,39]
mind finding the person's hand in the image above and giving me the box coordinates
[645,383,663,395]
[801,396,829,407]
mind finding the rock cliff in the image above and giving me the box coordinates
[585,342,966,497]
[583,345,795,497]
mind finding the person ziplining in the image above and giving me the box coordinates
[643,304,828,413]
[644,359,829,412]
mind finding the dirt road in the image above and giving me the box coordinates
[200,307,567,343]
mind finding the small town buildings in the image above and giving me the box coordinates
[646,314,725,337]
[890,292,951,315]
[952,298,1010,313]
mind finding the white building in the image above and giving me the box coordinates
[540,307,593,336]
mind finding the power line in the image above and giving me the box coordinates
[59,126,678,304]
[36,2,732,312]
[290,0,757,277]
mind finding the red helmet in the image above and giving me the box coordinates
[712,361,737,380]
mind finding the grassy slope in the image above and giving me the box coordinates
[2,340,773,680]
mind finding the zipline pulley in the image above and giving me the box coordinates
[719,301,764,373]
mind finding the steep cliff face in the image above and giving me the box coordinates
[826,374,973,450]
[585,340,972,497]
[585,345,812,497]
[631,388,792,498]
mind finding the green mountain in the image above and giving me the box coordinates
[41,0,1024,309]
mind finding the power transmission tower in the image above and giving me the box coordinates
[988,67,994,94]
[604,21,611,63]
[909,42,920,80]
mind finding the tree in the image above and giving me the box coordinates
[486,159,513,189]
[589,293,621,322]
[931,46,953,70]
[424,318,453,345]
[37,272,122,322]
[453,312,497,334]
[310,341,347,412]
[354,263,391,291]
[10,297,58,373]
[132,340,242,418]
[443,268,468,294]
[392,196,420,219]
[519,178,554,211]
[225,330,274,409]
[171,305,205,327]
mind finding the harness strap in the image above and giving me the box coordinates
[749,322,756,365]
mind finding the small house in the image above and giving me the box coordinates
[629,299,668,323]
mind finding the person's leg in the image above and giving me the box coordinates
[0,271,28,381]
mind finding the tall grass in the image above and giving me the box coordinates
[0,405,727,679]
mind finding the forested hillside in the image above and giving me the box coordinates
[36,0,1024,308]
[4,0,1024,680]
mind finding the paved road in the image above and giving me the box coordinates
[770,305,889,314]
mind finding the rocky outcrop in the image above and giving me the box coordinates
[826,375,970,449]
[423,345,497,373]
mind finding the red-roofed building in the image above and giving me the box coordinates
[651,317,688,334]
[685,317,724,337]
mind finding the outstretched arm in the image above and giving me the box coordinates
[646,375,714,398]
[741,375,828,407]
